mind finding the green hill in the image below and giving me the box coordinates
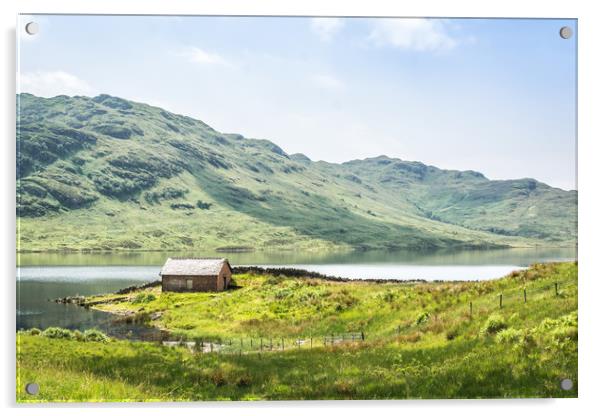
[16,93,577,252]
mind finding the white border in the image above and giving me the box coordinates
[2,1,601,415]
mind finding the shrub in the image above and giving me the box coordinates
[496,328,523,344]
[446,327,460,341]
[481,314,508,335]
[83,329,109,343]
[42,327,73,339]
[264,275,284,286]
[196,200,212,210]
[209,369,226,386]
[170,203,195,210]
[536,312,578,342]
[144,187,188,204]
[330,291,358,312]
[92,124,133,139]
[73,330,85,341]
[380,290,396,303]
[28,328,41,336]
[415,311,430,326]
[236,374,252,387]
[274,288,293,300]
[132,292,156,304]
[551,326,578,342]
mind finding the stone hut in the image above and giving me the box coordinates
[159,258,232,292]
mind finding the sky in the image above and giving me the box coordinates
[17,15,577,190]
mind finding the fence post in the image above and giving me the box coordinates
[210,343,213,353]
[469,301,473,316]
[260,338,263,351]
[270,338,273,350]
[331,333,334,346]
[281,337,284,351]
[555,282,559,296]
[361,331,365,341]
[310,337,313,349]
[240,338,243,349]
[524,288,527,303]
[499,293,503,308]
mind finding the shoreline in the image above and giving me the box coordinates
[18,262,578,347]
[15,242,578,254]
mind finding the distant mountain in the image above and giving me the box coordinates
[16,93,577,252]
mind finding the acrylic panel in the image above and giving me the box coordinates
[16,15,577,402]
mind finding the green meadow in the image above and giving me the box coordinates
[17,262,578,402]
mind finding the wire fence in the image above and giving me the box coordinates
[156,277,577,355]
[161,332,366,354]
[469,278,577,311]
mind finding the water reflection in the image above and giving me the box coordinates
[16,279,164,340]
[18,247,576,267]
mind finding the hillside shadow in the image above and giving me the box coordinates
[194,169,487,251]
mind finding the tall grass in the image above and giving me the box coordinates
[17,262,577,402]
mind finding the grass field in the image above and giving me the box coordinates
[17,262,577,402]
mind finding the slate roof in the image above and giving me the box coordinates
[159,258,231,276]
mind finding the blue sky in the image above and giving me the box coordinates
[18,15,576,190]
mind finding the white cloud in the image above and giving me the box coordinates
[310,18,344,42]
[19,71,96,97]
[179,46,229,66]
[369,19,458,52]
[311,74,345,90]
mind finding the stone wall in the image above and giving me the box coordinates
[162,275,218,292]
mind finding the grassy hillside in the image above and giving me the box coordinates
[17,93,577,252]
[17,262,578,401]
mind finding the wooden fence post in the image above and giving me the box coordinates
[555,282,559,296]
[281,337,284,351]
[361,331,365,341]
[260,338,263,351]
[499,293,503,308]
[469,301,473,316]
[524,288,527,303]
[310,337,313,349]
[270,338,273,350]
